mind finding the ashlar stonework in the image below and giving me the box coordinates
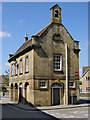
[8,4,80,106]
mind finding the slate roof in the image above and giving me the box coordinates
[8,22,76,62]
[82,67,90,77]
[8,23,51,62]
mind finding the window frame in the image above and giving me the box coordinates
[20,59,23,74]
[39,81,46,89]
[15,62,18,75]
[69,81,75,88]
[86,77,90,81]
[86,87,90,91]
[25,56,29,73]
[11,64,13,76]
[53,54,62,72]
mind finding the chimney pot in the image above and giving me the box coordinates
[24,34,28,42]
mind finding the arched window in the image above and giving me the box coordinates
[55,10,58,18]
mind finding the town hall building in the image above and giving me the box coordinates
[8,4,80,106]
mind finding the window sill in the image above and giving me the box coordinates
[25,71,29,74]
[54,70,64,73]
[38,88,48,90]
[19,73,23,75]
[69,87,75,89]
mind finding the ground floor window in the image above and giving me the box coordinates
[86,87,90,91]
[69,81,74,88]
[39,81,46,88]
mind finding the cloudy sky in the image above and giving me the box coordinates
[1,2,88,76]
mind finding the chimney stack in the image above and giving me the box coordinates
[24,34,28,42]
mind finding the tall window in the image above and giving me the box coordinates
[15,62,17,75]
[20,59,22,74]
[11,64,13,76]
[54,54,62,71]
[25,56,29,72]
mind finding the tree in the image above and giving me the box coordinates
[3,70,9,87]
[79,80,82,85]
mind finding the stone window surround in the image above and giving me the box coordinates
[19,59,23,75]
[69,81,75,88]
[53,54,62,72]
[86,77,90,81]
[39,80,47,89]
[25,55,29,74]
[86,87,90,91]
[11,64,13,76]
[15,62,18,76]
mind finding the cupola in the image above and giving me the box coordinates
[50,4,62,24]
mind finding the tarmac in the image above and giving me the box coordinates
[0,95,90,111]
[0,93,90,111]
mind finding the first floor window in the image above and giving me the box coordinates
[86,77,90,81]
[25,56,29,72]
[39,81,46,88]
[20,59,22,74]
[69,81,74,88]
[11,64,13,76]
[15,63,17,75]
[54,54,62,71]
[86,87,90,91]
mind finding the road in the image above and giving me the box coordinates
[43,106,89,119]
[0,104,89,120]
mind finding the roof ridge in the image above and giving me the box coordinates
[82,68,90,77]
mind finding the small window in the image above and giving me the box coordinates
[25,56,29,72]
[54,54,62,71]
[86,77,90,81]
[11,64,13,76]
[55,10,58,18]
[39,81,46,88]
[69,82,74,88]
[86,87,90,91]
[20,59,23,74]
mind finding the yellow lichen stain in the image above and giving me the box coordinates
[57,26,60,33]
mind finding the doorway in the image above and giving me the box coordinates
[19,83,23,103]
[53,88,60,105]
[51,82,63,106]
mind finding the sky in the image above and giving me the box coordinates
[1,2,88,77]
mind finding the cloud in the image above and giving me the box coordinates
[5,62,9,67]
[79,69,82,72]
[0,31,11,38]
[19,19,23,24]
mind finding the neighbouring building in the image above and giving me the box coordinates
[80,66,90,96]
[8,4,80,106]
[0,75,8,91]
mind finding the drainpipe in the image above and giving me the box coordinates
[65,43,68,105]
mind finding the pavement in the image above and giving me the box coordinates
[0,93,90,111]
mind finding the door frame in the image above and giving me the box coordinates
[52,87,61,105]
[51,82,63,105]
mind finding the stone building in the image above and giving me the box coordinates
[8,4,80,106]
[80,66,90,95]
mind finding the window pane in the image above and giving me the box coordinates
[39,81,46,88]
[11,64,13,76]
[20,60,22,73]
[15,63,17,74]
[26,56,29,72]
[54,54,61,71]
